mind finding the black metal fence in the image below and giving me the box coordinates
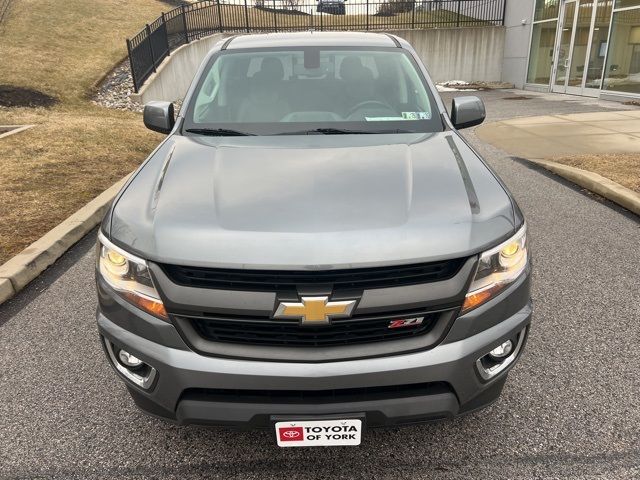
[127,0,506,92]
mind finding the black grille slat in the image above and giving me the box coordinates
[186,310,443,347]
[182,382,452,405]
[160,258,465,292]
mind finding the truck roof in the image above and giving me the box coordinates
[225,31,400,49]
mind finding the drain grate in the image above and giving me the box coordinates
[0,125,34,139]
[503,96,532,101]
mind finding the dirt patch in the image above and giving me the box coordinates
[0,85,58,108]
[503,96,532,101]
[552,153,640,194]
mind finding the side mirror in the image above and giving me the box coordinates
[143,101,175,134]
[450,96,485,130]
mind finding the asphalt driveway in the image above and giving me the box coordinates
[1,90,639,479]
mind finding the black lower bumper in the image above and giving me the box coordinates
[127,376,507,430]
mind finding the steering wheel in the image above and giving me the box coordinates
[346,100,395,118]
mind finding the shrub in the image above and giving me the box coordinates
[376,0,415,16]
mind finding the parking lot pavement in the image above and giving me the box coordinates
[1,90,639,479]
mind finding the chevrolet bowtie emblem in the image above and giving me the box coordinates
[274,296,357,325]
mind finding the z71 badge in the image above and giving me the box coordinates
[388,317,424,329]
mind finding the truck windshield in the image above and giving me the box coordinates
[183,47,443,136]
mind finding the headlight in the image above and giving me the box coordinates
[461,224,528,314]
[97,233,168,320]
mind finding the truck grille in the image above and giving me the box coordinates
[181,309,446,347]
[159,258,465,292]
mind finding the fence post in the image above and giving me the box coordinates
[181,5,190,43]
[501,0,507,25]
[273,0,277,31]
[411,0,415,28]
[145,24,156,73]
[365,0,369,31]
[456,0,461,27]
[161,12,170,56]
[244,0,250,32]
[217,0,224,32]
[126,38,139,93]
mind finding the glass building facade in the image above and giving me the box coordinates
[527,0,640,97]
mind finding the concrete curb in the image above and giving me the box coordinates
[528,158,640,217]
[0,175,130,306]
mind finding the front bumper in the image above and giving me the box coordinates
[97,281,532,428]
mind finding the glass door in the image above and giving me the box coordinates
[552,0,610,96]
[566,0,596,95]
[583,0,612,95]
[552,1,578,93]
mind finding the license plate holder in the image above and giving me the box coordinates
[271,414,365,447]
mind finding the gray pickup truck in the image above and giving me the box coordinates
[96,32,531,447]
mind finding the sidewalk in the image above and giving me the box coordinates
[475,109,640,216]
[476,110,640,160]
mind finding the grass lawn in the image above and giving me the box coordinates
[229,5,485,30]
[552,153,640,194]
[0,0,168,264]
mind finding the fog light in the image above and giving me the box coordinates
[488,340,513,361]
[104,339,157,389]
[118,349,143,368]
[476,328,527,381]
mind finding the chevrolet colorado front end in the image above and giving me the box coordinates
[96,32,531,446]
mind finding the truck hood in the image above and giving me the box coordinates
[109,132,516,269]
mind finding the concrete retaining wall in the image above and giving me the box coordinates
[131,27,505,104]
[393,27,505,83]
[130,33,233,105]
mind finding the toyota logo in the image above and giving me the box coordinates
[283,430,300,439]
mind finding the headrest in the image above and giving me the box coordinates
[340,56,369,81]
[257,57,285,81]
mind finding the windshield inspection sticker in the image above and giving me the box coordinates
[275,419,362,447]
[402,111,430,120]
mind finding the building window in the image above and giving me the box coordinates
[585,0,613,89]
[615,0,640,8]
[529,0,561,85]
[534,0,561,21]
[604,7,640,93]
[527,20,559,84]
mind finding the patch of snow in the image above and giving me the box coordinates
[438,80,470,87]
[436,80,478,92]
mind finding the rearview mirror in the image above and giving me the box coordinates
[450,96,485,130]
[143,101,175,134]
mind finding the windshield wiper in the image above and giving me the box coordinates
[185,128,254,136]
[278,128,414,135]
[289,128,375,135]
